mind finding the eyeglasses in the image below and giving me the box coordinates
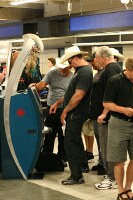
[68,56,75,64]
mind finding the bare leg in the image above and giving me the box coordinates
[125,160,133,199]
[114,162,130,198]
[114,162,124,191]
[84,134,94,153]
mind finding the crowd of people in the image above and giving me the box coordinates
[28,45,133,200]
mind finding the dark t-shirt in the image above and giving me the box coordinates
[103,71,133,118]
[64,65,93,115]
[17,67,42,92]
[90,62,122,120]
[90,68,105,119]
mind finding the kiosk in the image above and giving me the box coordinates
[0,34,44,179]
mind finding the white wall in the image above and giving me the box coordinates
[39,45,133,76]
[39,49,58,75]
[123,45,133,69]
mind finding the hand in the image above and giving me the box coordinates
[29,83,36,88]
[97,113,107,124]
[49,103,57,114]
[123,107,133,117]
[61,111,67,125]
[3,68,6,75]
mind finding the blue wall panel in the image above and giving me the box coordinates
[70,11,133,31]
[0,24,23,38]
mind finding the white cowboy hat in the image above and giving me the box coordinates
[110,48,124,62]
[60,46,88,63]
[56,58,69,69]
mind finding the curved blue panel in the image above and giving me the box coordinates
[10,91,42,177]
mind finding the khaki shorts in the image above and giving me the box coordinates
[82,119,94,136]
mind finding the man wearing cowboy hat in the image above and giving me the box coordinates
[110,47,124,63]
[30,58,73,165]
[59,46,93,185]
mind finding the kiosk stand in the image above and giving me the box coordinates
[0,34,44,179]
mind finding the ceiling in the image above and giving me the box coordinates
[0,0,133,22]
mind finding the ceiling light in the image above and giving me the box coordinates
[10,0,39,6]
[120,0,130,4]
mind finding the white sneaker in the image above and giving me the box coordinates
[95,176,117,190]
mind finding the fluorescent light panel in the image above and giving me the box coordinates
[10,0,39,5]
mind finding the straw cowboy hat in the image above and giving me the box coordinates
[60,46,88,63]
[56,57,69,69]
[110,48,124,62]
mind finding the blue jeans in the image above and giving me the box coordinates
[64,113,88,180]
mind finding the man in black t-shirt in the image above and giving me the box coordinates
[60,46,93,185]
[93,46,123,190]
[103,58,133,200]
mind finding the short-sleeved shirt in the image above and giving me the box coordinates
[42,68,73,107]
[90,68,105,120]
[63,65,93,115]
[90,62,122,121]
[103,71,133,118]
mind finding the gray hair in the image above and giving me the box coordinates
[125,58,133,71]
[96,46,113,59]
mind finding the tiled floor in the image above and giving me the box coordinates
[0,179,81,200]
[0,137,132,200]
[30,137,132,200]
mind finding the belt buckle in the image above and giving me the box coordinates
[127,118,133,122]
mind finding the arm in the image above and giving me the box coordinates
[61,89,86,125]
[49,96,64,114]
[35,81,47,91]
[103,102,133,118]
[0,73,5,83]
[29,81,47,92]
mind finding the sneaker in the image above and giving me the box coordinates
[92,164,101,171]
[62,176,85,185]
[95,176,117,190]
[85,151,94,163]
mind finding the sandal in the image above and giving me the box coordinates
[125,189,133,200]
[117,191,130,200]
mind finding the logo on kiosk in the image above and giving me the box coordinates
[16,108,26,117]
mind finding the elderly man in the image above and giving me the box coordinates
[103,57,133,200]
[94,46,123,190]
[59,46,93,185]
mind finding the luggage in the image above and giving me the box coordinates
[35,151,64,172]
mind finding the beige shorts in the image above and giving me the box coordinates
[82,119,94,136]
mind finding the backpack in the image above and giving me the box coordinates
[35,152,64,172]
